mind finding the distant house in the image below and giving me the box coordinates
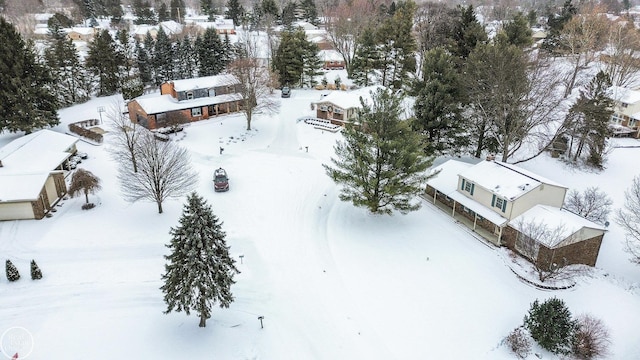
[318,49,345,70]
[132,21,183,41]
[0,130,78,221]
[66,27,98,42]
[313,86,380,125]
[425,158,606,267]
[191,17,236,35]
[127,74,243,130]
[608,86,640,137]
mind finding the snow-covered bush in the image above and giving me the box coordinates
[572,314,610,359]
[6,260,20,282]
[524,297,577,355]
[30,260,43,280]
[505,327,532,359]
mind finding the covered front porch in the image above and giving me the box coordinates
[424,185,507,246]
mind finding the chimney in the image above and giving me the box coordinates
[0,159,3,167]
[486,154,496,161]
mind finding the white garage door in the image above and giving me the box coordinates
[0,202,35,220]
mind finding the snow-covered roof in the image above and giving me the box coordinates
[0,130,77,174]
[294,21,318,31]
[133,24,158,36]
[184,14,210,23]
[458,160,566,200]
[609,86,640,104]
[314,86,383,110]
[0,173,51,202]
[67,27,96,35]
[318,49,344,62]
[160,20,183,35]
[135,93,242,114]
[426,160,509,226]
[34,13,54,22]
[510,205,606,248]
[169,74,239,92]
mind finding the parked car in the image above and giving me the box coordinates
[213,167,229,192]
[281,86,291,98]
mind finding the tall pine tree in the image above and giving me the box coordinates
[0,17,59,133]
[44,35,91,106]
[197,28,226,77]
[153,26,175,84]
[524,297,577,355]
[161,192,239,327]
[86,29,123,96]
[225,0,245,27]
[324,88,435,215]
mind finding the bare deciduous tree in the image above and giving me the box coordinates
[505,327,532,359]
[616,175,640,264]
[228,33,278,131]
[108,101,144,173]
[602,22,640,88]
[564,187,612,225]
[514,219,589,282]
[572,314,611,359]
[68,168,102,205]
[557,6,610,97]
[325,0,382,76]
[118,132,197,214]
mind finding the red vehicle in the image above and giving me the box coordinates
[213,167,229,192]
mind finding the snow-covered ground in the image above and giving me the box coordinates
[1,88,640,359]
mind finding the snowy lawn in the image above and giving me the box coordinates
[1,90,639,359]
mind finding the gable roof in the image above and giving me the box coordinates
[168,74,239,92]
[314,86,383,110]
[458,160,566,200]
[510,204,607,248]
[0,173,51,202]
[318,49,344,62]
[0,130,77,174]
[426,159,509,226]
[609,86,640,104]
[134,93,242,115]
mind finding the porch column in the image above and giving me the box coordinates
[451,201,456,218]
[473,214,478,230]
[497,226,503,246]
[432,189,437,204]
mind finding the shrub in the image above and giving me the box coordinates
[30,260,43,280]
[6,260,20,281]
[572,314,611,359]
[506,327,532,359]
[82,203,96,210]
[524,297,577,355]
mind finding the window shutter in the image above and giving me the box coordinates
[461,179,466,190]
[502,199,507,212]
[470,183,475,195]
[491,194,496,207]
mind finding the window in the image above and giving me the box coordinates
[621,102,629,108]
[191,107,202,117]
[611,113,625,124]
[495,197,504,209]
[187,91,194,100]
[464,181,472,192]
[208,88,216,97]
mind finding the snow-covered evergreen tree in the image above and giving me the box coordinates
[161,192,239,327]
[153,26,174,84]
[197,28,226,77]
[6,260,20,282]
[0,17,59,133]
[524,297,577,355]
[30,260,42,280]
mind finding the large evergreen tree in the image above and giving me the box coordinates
[226,0,245,27]
[351,27,380,87]
[273,29,314,86]
[524,297,577,355]
[0,17,59,133]
[499,12,533,48]
[86,29,123,96]
[153,26,175,84]
[161,192,239,327]
[450,5,487,63]
[44,35,91,106]
[324,88,434,215]
[170,0,186,22]
[565,71,614,168]
[174,36,196,79]
[197,28,226,77]
[375,0,417,88]
[412,47,466,155]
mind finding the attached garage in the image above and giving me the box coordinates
[0,202,34,220]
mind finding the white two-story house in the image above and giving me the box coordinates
[425,158,606,267]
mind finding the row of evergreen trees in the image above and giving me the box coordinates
[5,260,43,281]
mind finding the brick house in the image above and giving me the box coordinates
[318,49,346,70]
[0,130,77,220]
[608,86,640,137]
[425,158,606,267]
[313,86,381,126]
[127,74,243,130]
